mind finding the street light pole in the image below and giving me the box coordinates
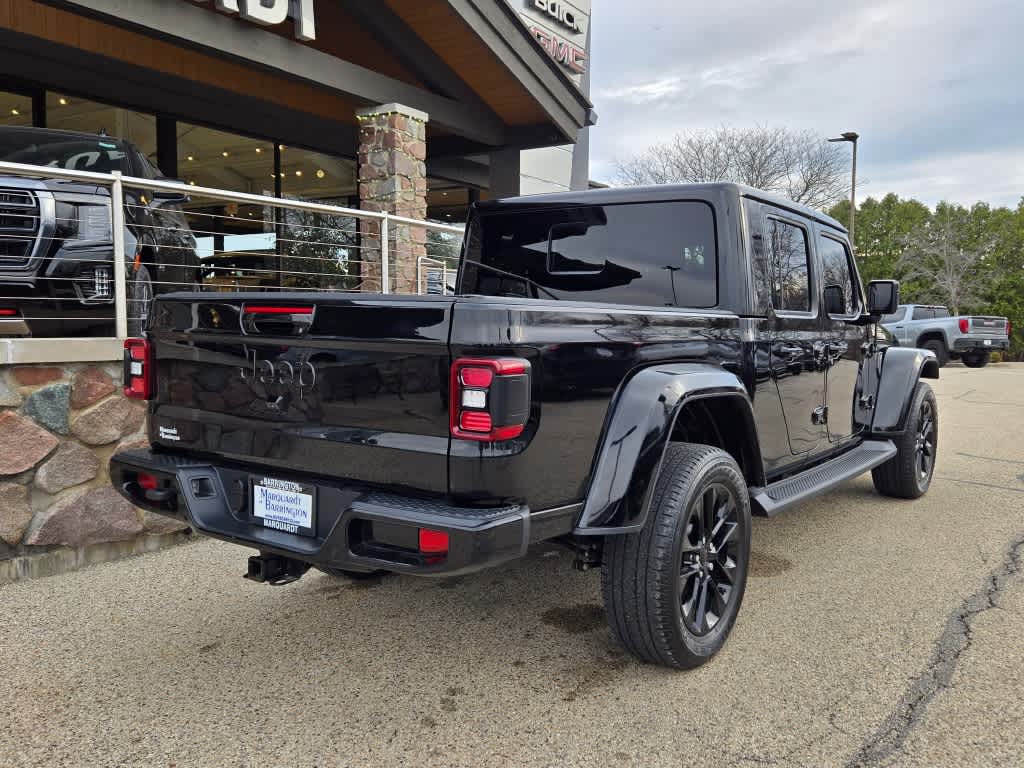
[828,131,859,242]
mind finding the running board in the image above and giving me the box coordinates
[750,439,897,517]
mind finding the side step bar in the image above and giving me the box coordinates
[750,439,897,517]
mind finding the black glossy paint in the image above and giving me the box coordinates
[122,183,939,573]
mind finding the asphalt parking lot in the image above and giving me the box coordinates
[2,364,1022,768]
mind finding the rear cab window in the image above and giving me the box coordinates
[460,201,718,308]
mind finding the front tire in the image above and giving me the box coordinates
[602,444,751,669]
[961,352,989,368]
[127,263,154,337]
[872,382,937,499]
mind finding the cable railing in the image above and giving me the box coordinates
[0,160,465,358]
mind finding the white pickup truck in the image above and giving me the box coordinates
[882,304,1010,367]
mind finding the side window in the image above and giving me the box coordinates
[912,306,934,321]
[765,217,811,312]
[818,235,857,316]
[933,307,951,318]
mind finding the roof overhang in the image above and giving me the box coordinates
[34,0,592,153]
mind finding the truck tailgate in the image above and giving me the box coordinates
[968,316,1009,338]
[147,293,455,493]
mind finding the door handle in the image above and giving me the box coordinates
[829,341,849,356]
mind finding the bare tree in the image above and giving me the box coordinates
[898,204,994,314]
[615,125,849,210]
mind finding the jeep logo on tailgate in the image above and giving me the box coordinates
[241,349,317,406]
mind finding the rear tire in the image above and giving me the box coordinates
[601,444,751,669]
[872,382,937,499]
[961,352,989,368]
[922,339,947,367]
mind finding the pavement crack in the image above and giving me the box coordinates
[844,533,1024,768]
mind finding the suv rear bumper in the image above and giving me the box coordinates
[953,336,1009,352]
[110,448,571,577]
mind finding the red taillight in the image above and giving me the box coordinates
[123,338,154,400]
[0,308,16,317]
[418,528,450,555]
[137,472,159,491]
[1007,320,1012,336]
[450,357,530,442]
[959,318,969,333]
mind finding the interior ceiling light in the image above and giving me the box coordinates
[255,147,263,154]
[222,151,229,158]
[10,109,19,116]
[295,170,303,177]
[59,98,68,106]
[187,155,195,162]
[316,169,326,179]
[279,144,285,151]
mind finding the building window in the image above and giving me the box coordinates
[279,146,359,290]
[46,93,156,163]
[177,122,274,195]
[0,91,32,127]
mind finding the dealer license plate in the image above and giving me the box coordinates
[984,339,992,346]
[252,477,316,537]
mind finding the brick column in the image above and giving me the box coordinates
[356,103,428,294]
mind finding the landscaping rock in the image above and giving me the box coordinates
[141,510,190,534]
[0,482,32,545]
[22,383,71,435]
[0,411,59,475]
[12,366,64,386]
[0,376,22,407]
[34,441,101,495]
[71,366,116,409]
[70,397,145,446]
[24,486,143,547]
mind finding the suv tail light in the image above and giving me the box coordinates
[959,318,969,333]
[450,357,530,441]
[1006,319,1012,336]
[123,338,154,400]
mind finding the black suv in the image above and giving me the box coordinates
[111,183,939,669]
[0,127,198,337]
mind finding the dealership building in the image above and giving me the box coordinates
[0,0,594,223]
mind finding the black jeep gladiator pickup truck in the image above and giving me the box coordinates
[110,183,939,669]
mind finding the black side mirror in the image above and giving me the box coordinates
[867,280,899,317]
[823,284,845,316]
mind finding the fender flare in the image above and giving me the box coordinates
[574,363,760,536]
[870,346,940,434]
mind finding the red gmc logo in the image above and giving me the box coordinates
[529,25,587,75]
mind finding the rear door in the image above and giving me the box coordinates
[761,210,826,456]
[818,231,865,443]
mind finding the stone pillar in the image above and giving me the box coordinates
[356,103,428,294]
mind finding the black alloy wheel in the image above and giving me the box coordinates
[914,397,935,483]
[679,483,741,636]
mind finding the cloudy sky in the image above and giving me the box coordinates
[586,0,1024,208]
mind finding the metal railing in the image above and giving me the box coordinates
[0,160,464,360]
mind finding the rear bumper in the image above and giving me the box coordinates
[953,336,1009,352]
[110,448,571,576]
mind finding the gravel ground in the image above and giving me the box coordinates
[2,364,1022,768]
